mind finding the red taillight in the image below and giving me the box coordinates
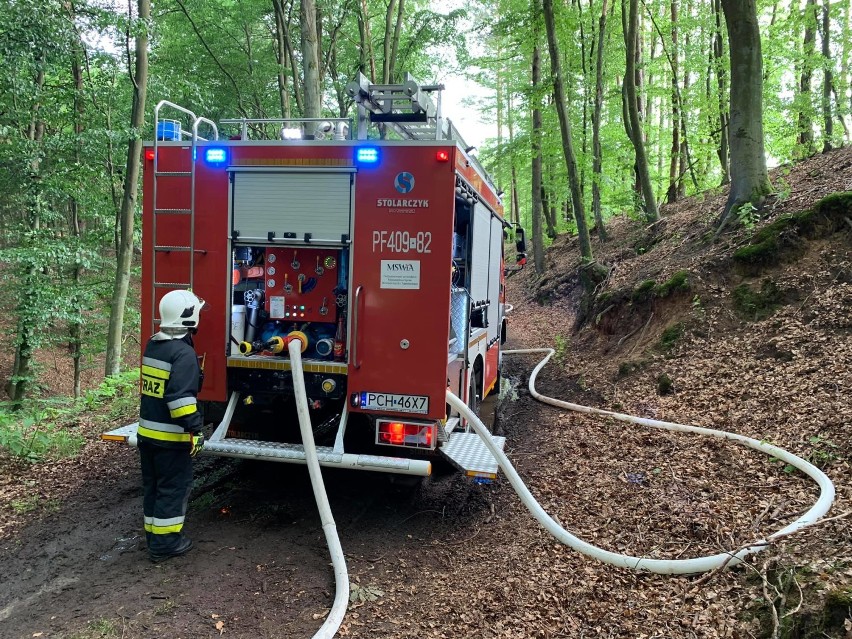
[436,150,449,162]
[388,422,405,444]
[377,420,436,449]
[144,148,155,161]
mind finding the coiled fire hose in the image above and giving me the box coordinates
[447,347,836,575]
[288,339,349,637]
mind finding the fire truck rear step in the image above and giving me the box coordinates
[440,432,506,482]
[102,423,431,476]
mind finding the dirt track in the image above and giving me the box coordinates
[0,438,493,638]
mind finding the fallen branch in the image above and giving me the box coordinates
[692,509,851,587]
[627,312,655,357]
[762,559,782,639]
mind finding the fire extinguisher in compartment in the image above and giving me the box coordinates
[333,313,346,361]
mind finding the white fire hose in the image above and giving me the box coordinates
[289,339,349,638]
[447,347,836,574]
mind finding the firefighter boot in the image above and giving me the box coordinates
[149,535,193,563]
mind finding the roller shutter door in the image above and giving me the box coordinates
[232,169,353,242]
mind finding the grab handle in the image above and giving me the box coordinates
[352,285,364,369]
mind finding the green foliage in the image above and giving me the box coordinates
[797,191,852,237]
[553,334,569,364]
[656,322,684,353]
[655,270,692,298]
[69,618,120,639]
[0,0,135,401]
[734,193,852,275]
[774,175,792,203]
[10,494,60,515]
[656,373,674,396]
[629,271,690,305]
[617,359,647,378]
[807,435,839,469]
[691,294,705,319]
[0,407,86,462]
[732,279,784,321]
[82,370,140,422]
[0,369,138,462]
[631,280,657,303]
[735,202,760,230]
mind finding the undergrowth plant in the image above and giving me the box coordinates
[554,334,570,364]
[736,202,760,229]
[0,369,139,462]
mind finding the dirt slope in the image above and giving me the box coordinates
[1,148,851,639]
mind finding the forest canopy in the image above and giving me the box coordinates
[0,0,849,400]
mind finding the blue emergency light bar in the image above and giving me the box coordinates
[204,147,228,165]
[356,147,379,164]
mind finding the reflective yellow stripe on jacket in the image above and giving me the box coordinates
[141,357,172,399]
[137,418,191,443]
[167,396,197,419]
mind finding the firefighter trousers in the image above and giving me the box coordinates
[139,442,193,556]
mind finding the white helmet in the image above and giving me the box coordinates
[159,290,205,332]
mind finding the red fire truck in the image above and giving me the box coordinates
[104,74,516,482]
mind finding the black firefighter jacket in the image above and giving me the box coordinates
[139,333,202,448]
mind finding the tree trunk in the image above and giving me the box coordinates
[712,0,730,183]
[496,56,504,194]
[574,0,588,199]
[301,0,321,120]
[531,43,545,275]
[591,0,609,241]
[716,0,773,230]
[843,0,851,143]
[543,0,594,261]
[623,0,659,222]
[358,0,377,82]
[542,182,557,239]
[272,0,293,119]
[105,0,149,377]
[382,0,397,83]
[666,0,680,203]
[70,2,85,398]
[7,66,46,403]
[821,1,833,152]
[508,91,520,226]
[797,0,817,155]
[678,17,690,199]
[388,0,405,82]
[280,5,305,115]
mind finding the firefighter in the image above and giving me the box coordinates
[139,289,206,562]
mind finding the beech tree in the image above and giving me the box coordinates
[542,0,594,261]
[716,0,772,231]
[623,0,659,222]
[105,0,150,376]
[301,0,320,120]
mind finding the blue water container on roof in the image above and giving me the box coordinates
[156,119,182,141]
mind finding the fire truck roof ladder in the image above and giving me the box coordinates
[346,72,451,142]
[150,101,218,332]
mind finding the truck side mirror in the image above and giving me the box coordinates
[515,225,527,264]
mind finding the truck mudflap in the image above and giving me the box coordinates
[101,423,432,476]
